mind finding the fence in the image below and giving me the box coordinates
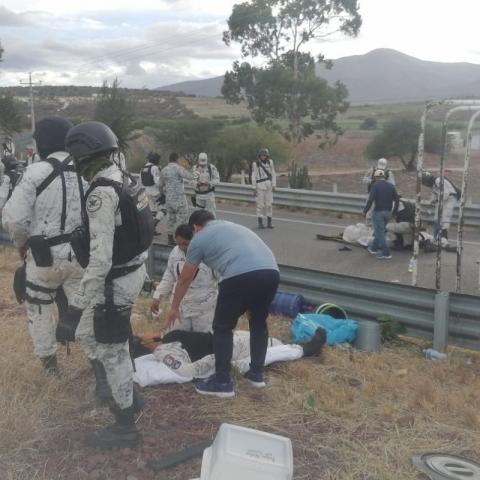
[186,182,480,227]
[148,243,480,350]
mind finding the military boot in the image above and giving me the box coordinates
[258,218,265,229]
[40,355,59,375]
[267,217,274,229]
[132,383,146,413]
[90,359,112,402]
[167,234,175,246]
[84,405,140,449]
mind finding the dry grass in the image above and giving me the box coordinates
[0,246,479,479]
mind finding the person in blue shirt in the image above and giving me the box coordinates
[363,169,400,259]
[165,209,280,397]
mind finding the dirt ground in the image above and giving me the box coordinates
[1,246,480,480]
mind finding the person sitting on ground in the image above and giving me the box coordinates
[150,224,218,333]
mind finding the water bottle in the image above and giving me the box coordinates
[408,257,415,273]
[423,348,447,361]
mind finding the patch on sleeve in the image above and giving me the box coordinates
[87,194,102,213]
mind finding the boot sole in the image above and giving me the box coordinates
[194,387,235,398]
[246,379,266,388]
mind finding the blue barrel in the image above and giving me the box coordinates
[269,292,305,318]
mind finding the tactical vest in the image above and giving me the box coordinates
[141,164,155,187]
[72,176,154,268]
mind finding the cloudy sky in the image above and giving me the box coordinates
[0,0,479,89]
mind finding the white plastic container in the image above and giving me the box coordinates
[200,423,293,480]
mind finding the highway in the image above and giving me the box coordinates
[156,201,480,296]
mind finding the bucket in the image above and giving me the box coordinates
[269,292,304,318]
[354,320,382,352]
[315,303,347,319]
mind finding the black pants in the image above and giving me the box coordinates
[213,269,279,383]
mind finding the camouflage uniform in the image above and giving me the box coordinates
[251,158,276,219]
[71,164,147,410]
[159,162,194,235]
[2,152,84,360]
[192,163,220,215]
[153,245,218,333]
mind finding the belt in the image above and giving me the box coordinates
[195,187,215,194]
[47,233,72,247]
[256,178,271,184]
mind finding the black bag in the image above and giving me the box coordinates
[140,164,155,187]
[28,235,53,267]
[78,176,154,267]
[13,263,26,304]
[70,226,90,269]
[93,304,133,344]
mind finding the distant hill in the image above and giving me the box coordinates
[157,49,480,104]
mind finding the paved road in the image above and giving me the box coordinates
[156,202,480,296]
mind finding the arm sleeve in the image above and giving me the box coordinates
[185,236,203,266]
[210,165,220,186]
[362,168,372,184]
[251,162,258,187]
[153,165,161,185]
[2,170,38,247]
[154,250,177,298]
[388,171,396,186]
[270,160,276,188]
[191,166,200,187]
[72,186,118,310]
[363,186,375,214]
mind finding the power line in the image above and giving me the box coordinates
[20,72,42,133]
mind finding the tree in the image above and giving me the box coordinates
[207,124,290,181]
[222,0,361,146]
[94,78,137,150]
[365,118,443,171]
[288,160,312,189]
[0,94,22,137]
[154,118,223,165]
[360,117,377,130]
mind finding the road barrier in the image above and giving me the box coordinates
[148,243,480,351]
[186,182,480,227]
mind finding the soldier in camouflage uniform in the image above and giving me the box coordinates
[2,116,83,374]
[61,121,150,449]
[159,152,194,246]
[151,224,218,333]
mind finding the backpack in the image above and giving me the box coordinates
[72,175,154,268]
[445,177,461,201]
[140,164,155,187]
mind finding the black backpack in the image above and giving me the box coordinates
[72,175,154,268]
[140,164,155,187]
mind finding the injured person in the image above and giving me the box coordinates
[132,328,326,388]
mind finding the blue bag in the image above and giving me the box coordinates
[291,313,358,345]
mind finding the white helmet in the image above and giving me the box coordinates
[198,152,208,165]
[377,158,387,169]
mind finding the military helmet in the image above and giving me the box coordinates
[421,171,435,188]
[65,121,118,163]
[147,151,161,164]
[34,116,73,160]
[258,148,270,157]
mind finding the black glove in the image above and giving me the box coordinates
[56,306,83,343]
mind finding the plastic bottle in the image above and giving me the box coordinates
[408,257,415,273]
[423,348,447,361]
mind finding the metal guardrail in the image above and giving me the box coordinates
[148,243,480,350]
[187,182,480,227]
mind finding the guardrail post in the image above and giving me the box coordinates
[433,291,450,352]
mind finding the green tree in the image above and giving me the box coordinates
[154,118,223,164]
[0,94,22,137]
[222,0,361,146]
[288,160,312,189]
[365,118,443,171]
[94,78,137,150]
[360,117,377,130]
[207,124,290,181]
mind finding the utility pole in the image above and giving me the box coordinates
[20,72,41,133]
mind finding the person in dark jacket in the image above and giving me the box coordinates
[363,169,400,259]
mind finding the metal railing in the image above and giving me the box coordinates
[185,183,480,227]
[147,243,480,350]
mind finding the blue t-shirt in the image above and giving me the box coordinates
[186,220,279,281]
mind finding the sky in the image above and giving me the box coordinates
[0,0,479,89]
